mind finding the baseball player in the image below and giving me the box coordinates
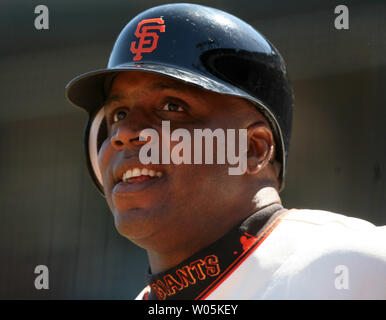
[65,4,386,300]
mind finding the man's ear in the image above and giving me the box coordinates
[246,122,275,175]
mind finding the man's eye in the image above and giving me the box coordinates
[113,110,127,123]
[162,102,184,112]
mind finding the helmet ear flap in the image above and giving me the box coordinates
[200,48,291,184]
[97,117,107,152]
[86,108,106,195]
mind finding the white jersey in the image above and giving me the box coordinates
[136,207,386,300]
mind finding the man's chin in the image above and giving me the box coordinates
[112,207,159,241]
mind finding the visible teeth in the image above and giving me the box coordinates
[132,168,141,177]
[122,170,132,181]
[122,168,163,182]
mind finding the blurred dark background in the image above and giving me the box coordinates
[0,0,385,299]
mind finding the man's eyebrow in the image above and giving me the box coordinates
[102,81,190,107]
[102,94,126,107]
[150,81,189,92]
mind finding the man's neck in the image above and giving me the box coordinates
[147,186,281,274]
[145,201,287,300]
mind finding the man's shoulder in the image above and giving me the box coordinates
[256,208,386,299]
[282,208,378,230]
[276,208,386,258]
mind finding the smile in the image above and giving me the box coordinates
[112,166,164,195]
[122,167,163,182]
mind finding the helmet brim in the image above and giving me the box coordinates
[66,63,268,112]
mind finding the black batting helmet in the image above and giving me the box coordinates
[65,3,294,195]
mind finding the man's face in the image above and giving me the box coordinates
[98,71,262,249]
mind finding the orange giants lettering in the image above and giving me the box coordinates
[150,254,221,299]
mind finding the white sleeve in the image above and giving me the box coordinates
[262,224,386,299]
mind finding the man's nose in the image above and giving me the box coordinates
[110,109,150,151]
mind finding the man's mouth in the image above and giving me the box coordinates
[112,166,164,195]
[122,167,163,183]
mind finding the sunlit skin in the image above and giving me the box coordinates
[98,71,282,273]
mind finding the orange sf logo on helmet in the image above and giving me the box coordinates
[130,18,166,61]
